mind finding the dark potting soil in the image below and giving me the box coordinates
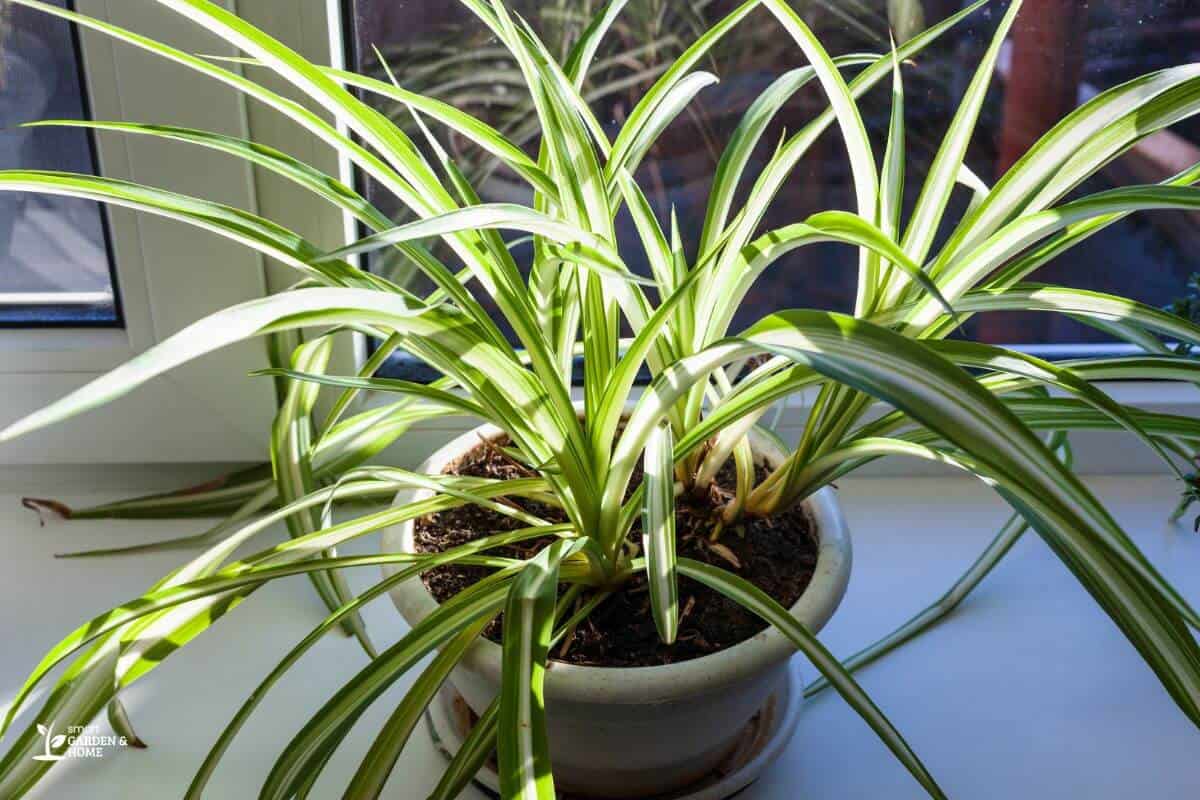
[413,437,818,667]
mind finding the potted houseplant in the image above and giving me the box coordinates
[4,0,1200,797]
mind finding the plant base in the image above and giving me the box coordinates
[424,660,805,799]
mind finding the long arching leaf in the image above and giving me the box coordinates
[678,559,947,799]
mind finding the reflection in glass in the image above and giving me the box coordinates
[0,0,117,325]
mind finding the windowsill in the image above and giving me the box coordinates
[2,467,1197,797]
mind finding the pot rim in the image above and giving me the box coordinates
[382,420,852,706]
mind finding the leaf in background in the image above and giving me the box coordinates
[888,0,926,44]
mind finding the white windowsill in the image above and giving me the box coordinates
[1,466,1197,798]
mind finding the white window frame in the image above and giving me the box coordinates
[0,0,280,464]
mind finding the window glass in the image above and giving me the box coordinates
[345,0,1200,361]
[0,0,118,326]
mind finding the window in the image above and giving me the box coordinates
[342,0,1200,371]
[3,0,1195,466]
[0,0,276,464]
[0,0,117,325]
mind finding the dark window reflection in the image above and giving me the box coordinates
[0,0,118,326]
[347,0,1200,357]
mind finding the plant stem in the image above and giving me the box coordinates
[805,512,1027,698]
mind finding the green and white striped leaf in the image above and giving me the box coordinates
[915,283,1200,348]
[611,0,763,191]
[934,62,1200,270]
[1,548,522,739]
[762,0,878,313]
[24,119,393,230]
[702,211,957,344]
[270,335,374,654]
[691,0,988,347]
[261,571,517,799]
[929,340,1184,478]
[604,70,719,196]
[699,55,878,256]
[7,0,425,216]
[253,368,487,420]
[911,185,1200,328]
[901,0,1022,264]
[562,0,631,88]
[315,203,616,265]
[805,434,1074,698]
[300,63,557,199]
[677,559,947,799]
[0,171,385,291]
[642,422,679,644]
[498,539,582,800]
[343,617,490,798]
[185,526,553,798]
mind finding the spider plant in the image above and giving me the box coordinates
[3,0,1200,797]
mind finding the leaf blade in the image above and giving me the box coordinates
[642,423,679,644]
[677,559,947,800]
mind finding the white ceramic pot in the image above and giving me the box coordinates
[383,421,852,798]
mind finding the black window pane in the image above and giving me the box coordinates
[0,0,118,326]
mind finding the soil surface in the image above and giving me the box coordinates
[414,437,818,667]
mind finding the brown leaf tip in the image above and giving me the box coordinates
[21,497,73,525]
